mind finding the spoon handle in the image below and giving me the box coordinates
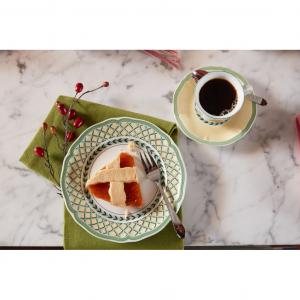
[246,93,268,106]
[192,69,208,82]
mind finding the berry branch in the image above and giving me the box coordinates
[50,125,63,151]
[33,81,109,189]
[34,123,59,187]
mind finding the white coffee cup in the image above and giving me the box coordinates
[194,71,245,124]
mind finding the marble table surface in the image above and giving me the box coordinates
[1,50,300,247]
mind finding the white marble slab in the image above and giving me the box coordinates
[0,50,300,246]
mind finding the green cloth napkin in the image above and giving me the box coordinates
[20,95,183,250]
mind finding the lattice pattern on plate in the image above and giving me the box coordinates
[61,117,186,243]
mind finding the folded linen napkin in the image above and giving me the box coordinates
[20,95,183,250]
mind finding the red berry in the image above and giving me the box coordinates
[50,126,57,135]
[66,131,75,142]
[75,82,84,93]
[43,122,48,131]
[34,146,45,157]
[60,106,68,115]
[57,104,68,115]
[102,81,109,87]
[73,116,84,128]
[67,109,76,120]
[56,101,68,115]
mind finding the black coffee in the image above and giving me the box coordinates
[199,78,237,116]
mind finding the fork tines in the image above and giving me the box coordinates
[139,151,149,172]
[139,148,157,173]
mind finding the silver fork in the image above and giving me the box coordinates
[139,149,185,239]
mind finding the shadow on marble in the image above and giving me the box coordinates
[180,136,226,244]
[226,78,300,155]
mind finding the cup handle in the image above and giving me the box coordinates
[244,87,268,106]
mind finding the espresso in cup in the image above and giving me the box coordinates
[194,71,245,124]
[199,78,238,116]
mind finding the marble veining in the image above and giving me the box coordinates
[0,50,300,246]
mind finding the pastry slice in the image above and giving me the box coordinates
[86,143,143,208]
[86,167,137,185]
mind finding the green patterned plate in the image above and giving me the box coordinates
[60,117,186,243]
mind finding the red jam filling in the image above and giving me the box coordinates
[88,152,143,207]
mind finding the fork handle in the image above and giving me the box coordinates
[156,184,185,239]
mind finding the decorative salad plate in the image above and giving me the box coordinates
[60,117,186,243]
